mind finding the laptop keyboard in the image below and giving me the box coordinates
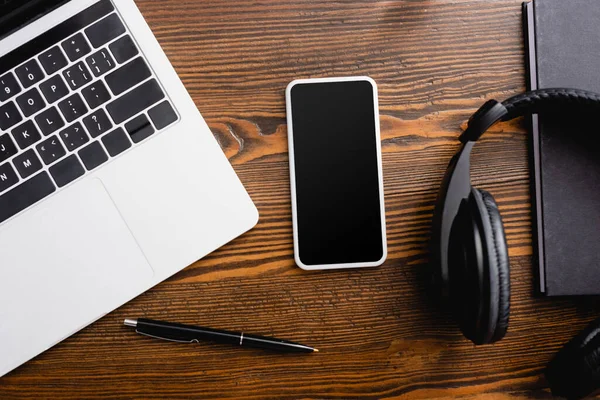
[0,0,179,224]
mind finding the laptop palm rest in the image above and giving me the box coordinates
[0,178,154,376]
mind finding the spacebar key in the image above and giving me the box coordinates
[106,79,165,124]
[0,172,56,224]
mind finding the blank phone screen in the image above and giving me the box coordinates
[290,80,384,266]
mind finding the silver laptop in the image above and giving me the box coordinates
[0,0,259,376]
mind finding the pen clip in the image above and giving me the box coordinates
[136,330,200,344]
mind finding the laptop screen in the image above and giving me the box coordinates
[0,0,70,40]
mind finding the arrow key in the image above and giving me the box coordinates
[36,135,66,165]
[59,122,89,151]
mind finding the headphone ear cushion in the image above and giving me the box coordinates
[546,318,600,399]
[474,189,510,343]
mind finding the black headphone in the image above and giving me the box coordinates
[431,88,600,399]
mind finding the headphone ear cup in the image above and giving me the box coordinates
[546,318,600,399]
[447,188,510,345]
[447,199,484,344]
[461,188,509,344]
[476,189,511,343]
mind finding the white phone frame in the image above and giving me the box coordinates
[285,76,387,271]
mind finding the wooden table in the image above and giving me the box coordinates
[3,1,600,398]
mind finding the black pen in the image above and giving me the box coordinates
[124,318,318,353]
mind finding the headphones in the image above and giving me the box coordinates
[431,88,600,399]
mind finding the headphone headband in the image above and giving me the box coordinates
[459,88,600,143]
[431,87,600,301]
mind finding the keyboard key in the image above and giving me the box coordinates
[13,149,43,179]
[125,114,154,143]
[16,88,46,117]
[148,101,178,130]
[0,1,114,77]
[58,93,88,123]
[38,46,68,75]
[85,13,126,48]
[86,49,115,77]
[109,35,138,64]
[105,57,151,96]
[83,109,112,138]
[0,172,56,224]
[0,162,19,193]
[61,33,91,62]
[106,79,165,124]
[0,102,23,131]
[63,61,92,90]
[49,154,85,187]
[11,120,42,150]
[37,135,66,165]
[35,107,65,136]
[0,134,18,163]
[60,122,89,151]
[81,80,111,109]
[79,141,108,171]
[0,72,21,102]
[15,59,45,89]
[40,75,70,104]
[101,127,131,156]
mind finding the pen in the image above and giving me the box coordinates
[124,318,318,353]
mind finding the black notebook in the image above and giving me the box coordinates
[524,0,600,296]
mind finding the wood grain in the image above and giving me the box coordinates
[2,0,600,398]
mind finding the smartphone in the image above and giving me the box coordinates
[286,76,387,270]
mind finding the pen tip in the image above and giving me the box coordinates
[124,319,138,327]
[313,348,319,352]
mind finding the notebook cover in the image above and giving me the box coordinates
[524,0,600,296]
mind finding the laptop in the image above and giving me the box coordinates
[0,0,259,377]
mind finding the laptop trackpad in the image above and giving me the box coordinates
[0,178,154,375]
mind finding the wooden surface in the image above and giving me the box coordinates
[2,0,600,398]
